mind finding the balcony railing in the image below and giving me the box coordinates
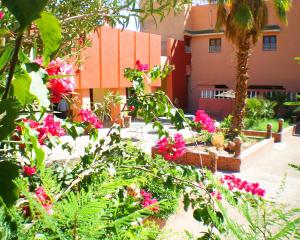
[199,88,298,101]
[193,0,217,5]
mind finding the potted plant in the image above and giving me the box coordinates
[93,91,123,127]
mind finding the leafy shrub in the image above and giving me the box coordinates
[246,97,277,120]
[220,114,233,129]
[93,91,123,121]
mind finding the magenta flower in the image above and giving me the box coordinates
[78,109,103,129]
[21,115,65,145]
[194,110,216,133]
[220,174,266,197]
[157,133,186,161]
[34,57,75,103]
[140,189,159,212]
[211,191,222,201]
[128,105,135,112]
[35,187,53,215]
[23,166,37,176]
[136,60,149,72]
[0,12,5,20]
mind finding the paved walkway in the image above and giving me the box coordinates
[163,125,300,239]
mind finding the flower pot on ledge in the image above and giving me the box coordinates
[123,115,132,128]
[142,216,167,229]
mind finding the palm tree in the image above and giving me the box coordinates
[212,0,292,137]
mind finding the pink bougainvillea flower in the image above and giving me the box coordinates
[220,174,266,197]
[35,187,50,203]
[43,115,65,137]
[0,12,5,20]
[157,133,186,161]
[33,57,43,66]
[33,57,76,103]
[23,166,36,176]
[42,203,54,215]
[211,191,222,201]
[140,189,159,213]
[136,60,149,72]
[35,187,53,215]
[22,118,40,129]
[78,109,103,129]
[20,115,65,145]
[35,114,65,145]
[128,105,135,111]
[194,110,216,133]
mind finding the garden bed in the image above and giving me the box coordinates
[152,135,272,172]
[152,121,296,172]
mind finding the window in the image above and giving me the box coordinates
[263,35,277,51]
[209,38,221,53]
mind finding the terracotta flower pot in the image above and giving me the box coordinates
[123,116,132,128]
[142,216,167,229]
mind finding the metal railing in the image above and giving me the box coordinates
[193,0,217,5]
[199,88,298,101]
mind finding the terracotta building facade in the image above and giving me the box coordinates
[142,1,300,116]
[74,26,162,122]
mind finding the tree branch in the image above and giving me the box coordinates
[2,34,23,100]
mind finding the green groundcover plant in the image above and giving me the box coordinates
[0,1,299,239]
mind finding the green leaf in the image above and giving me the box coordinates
[233,3,254,30]
[23,125,46,173]
[193,207,211,225]
[0,161,19,207]
[35,12,62,65]
[0,99,21,141]
[183,194,190,211]
[12,64,50,108]
[26,65,50,108]
[2,0,48,31]
[0,46,13,70]
[12,73,35,105]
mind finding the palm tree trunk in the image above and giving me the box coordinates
[229,34,251,138]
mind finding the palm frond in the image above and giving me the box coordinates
[273,0,292,24]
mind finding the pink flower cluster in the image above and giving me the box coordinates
[19,115,65,145]
[0,11,4,20]
[220,174,266,197]
[23,166,36,176]
[194,110,216,133]
[157,133,186,161]
[140,190,159,213]
[34,57,75,103]
[35,187,53,215]
[136,60,149,72]
[78,109,103,129]
[128,105,135,112]
[211,191,222,201]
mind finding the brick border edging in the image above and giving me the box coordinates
[152,137,275,173]
[152,146,241,172]
[242,120,299,143]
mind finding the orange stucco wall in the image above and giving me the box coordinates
[77,26,162,90]
[187,1,300,111]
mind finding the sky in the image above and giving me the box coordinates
[116,15,140,32]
